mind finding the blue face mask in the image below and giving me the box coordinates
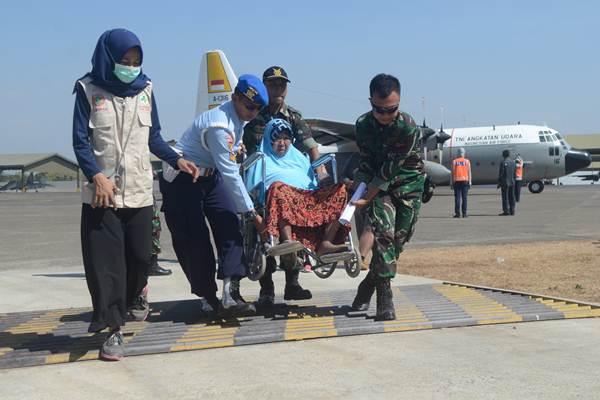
[113,63,141,83]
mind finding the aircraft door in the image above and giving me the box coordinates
[548,145,561,173]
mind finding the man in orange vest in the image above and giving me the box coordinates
[451,148,472,218]
[514,155,523,202]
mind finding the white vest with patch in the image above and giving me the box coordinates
[78,77,154,208]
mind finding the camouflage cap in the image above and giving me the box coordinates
[262,66,291,83]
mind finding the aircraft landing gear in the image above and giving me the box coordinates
[528,180,544,194]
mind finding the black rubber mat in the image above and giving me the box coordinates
[1,283,598,369]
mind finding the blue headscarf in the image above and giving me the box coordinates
[76,29,150,97]
[245,119,317,202]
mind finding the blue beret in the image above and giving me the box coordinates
[236,74,268,106]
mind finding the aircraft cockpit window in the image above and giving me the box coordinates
[551,134,558,141]
[560,140,565,146]
[539,134,547,142]
[549,147,554,156]
[555,146,560,156]
[555,133,563,140]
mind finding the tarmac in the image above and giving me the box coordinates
[1,184,599,399]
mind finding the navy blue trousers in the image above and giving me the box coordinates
[501,185,516,215]
[160,172,246,298]
[515,180,522,202]
[453,181,469,216]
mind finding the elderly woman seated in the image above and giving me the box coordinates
[245,118,349,306]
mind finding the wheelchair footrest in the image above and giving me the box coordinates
[266,240,305,257]
[319,250,355,264]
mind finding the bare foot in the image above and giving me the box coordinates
[318,240,349,256]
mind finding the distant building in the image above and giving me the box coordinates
[0,153,80,190]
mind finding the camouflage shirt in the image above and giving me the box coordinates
[354,111,424,192]
[243,103,318,155]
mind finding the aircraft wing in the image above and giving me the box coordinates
[306,118,451,185]
[306,118,358,153]
[575,173,599,182]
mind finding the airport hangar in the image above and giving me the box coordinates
[0,153,80,190]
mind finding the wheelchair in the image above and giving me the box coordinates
[240,152,361,281]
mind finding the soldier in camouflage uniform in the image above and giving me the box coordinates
[243,66,320,160]
[149,194,172,276]
[243,66,327,307]
[350,73,425,321]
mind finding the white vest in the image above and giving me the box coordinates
[78,77,154,208]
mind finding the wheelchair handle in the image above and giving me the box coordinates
[241,151,265,173]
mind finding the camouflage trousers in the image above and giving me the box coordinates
[151,206,161,256]
[365,180,423,278]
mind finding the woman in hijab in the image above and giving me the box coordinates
[245,119,349,305]
[72,28,198,361]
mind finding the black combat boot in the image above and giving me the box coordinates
[375,277,396,321]
[222,277,256,314]
[258,271,275,307]
[284,268,312,300]
[148,254,172,276]
[351,271,376,311]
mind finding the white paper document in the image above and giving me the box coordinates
[339,182,366,225]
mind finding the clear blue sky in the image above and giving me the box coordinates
[1,0,598,158]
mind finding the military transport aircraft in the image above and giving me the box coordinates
[195,50,591,201]
[308,120,592,197]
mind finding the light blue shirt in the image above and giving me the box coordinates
[175,101,254,212]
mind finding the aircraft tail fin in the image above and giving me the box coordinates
[196,50,238,116]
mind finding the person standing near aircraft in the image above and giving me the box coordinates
[160,75,268,315]
[498,149,517,215]
[72,29,199,361]
[451,147,471,218]
[349,74,425,321]
[243,66,322,306]
[514,155,524,202]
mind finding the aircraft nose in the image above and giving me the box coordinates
[565,150,592,174]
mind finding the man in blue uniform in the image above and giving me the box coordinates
[498,149,516,216]
[160,75,268,314]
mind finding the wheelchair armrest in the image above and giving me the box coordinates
[311,153,338,184]
[241,151,265,173]
[310,153,336,170]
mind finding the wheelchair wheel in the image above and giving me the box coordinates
[247,249,266,281]
[243,217,266,281]
[344,249,361,278]
[344,260,361,278]
[313,262,336,279]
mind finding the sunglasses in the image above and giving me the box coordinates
[371,102,399,115]
[241,98,262,112]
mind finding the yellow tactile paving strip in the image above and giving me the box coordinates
[435,284,524,325]
[1,283,598,369]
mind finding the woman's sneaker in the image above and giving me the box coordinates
[100,330,125,361]
[129,285,149,321]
